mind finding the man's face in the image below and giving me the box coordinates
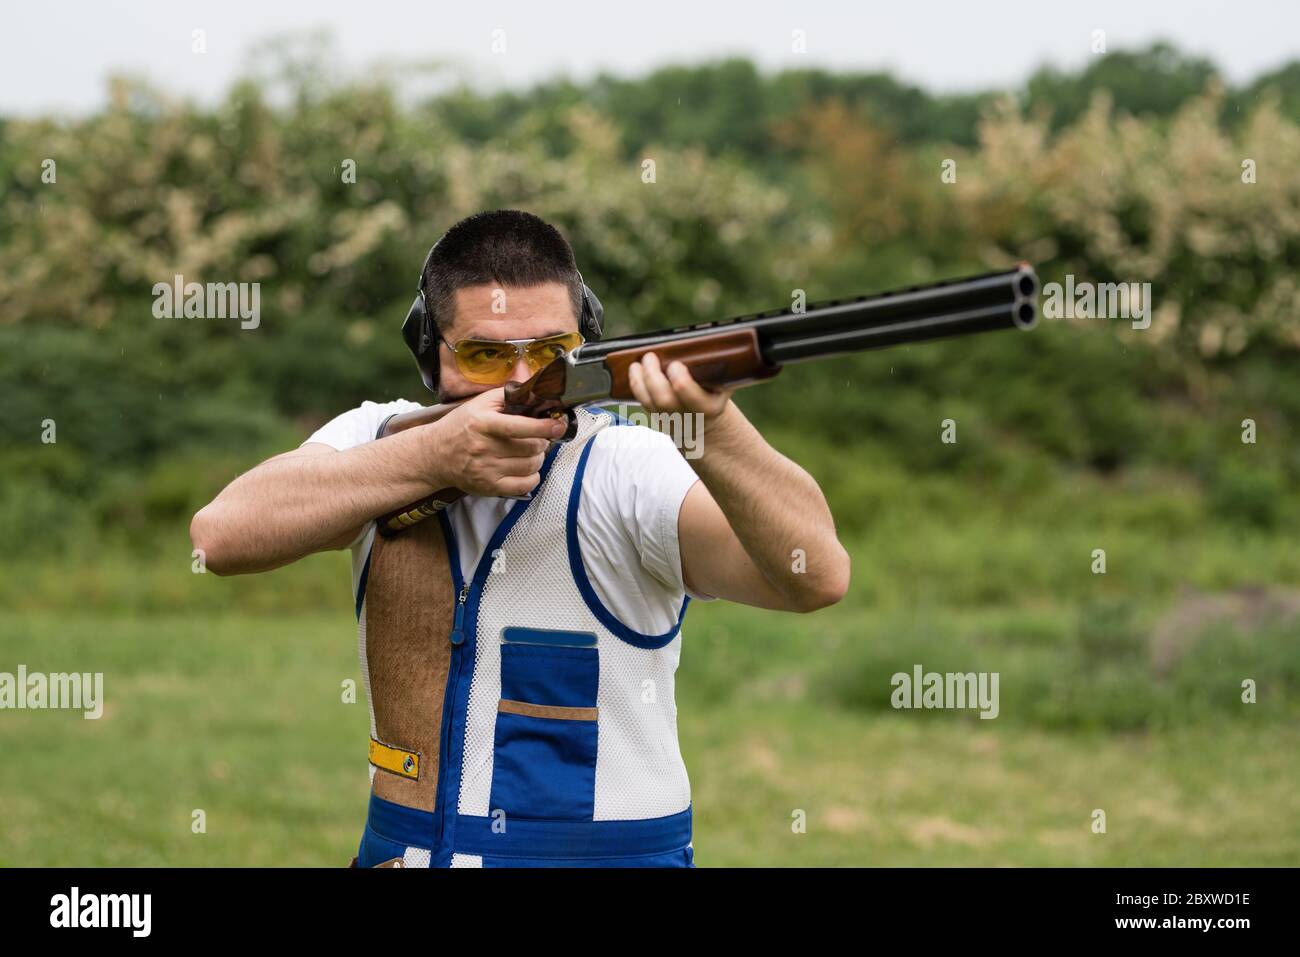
[437,281,579,402]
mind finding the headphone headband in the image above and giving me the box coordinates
[401,232,603,395]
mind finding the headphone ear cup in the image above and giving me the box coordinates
[424,312,440,393]
[402,293,439,393]
[401,294,425,355]
[580,283,604,341]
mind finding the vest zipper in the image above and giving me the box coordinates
[433,438,568,863]
[449,583,470,646]
[437,559,479,856]
[434,516,466,860]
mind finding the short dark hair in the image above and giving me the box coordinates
[420,209,583,332]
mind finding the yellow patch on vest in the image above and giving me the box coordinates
[369,737,420,779]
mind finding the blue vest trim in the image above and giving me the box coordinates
[453,807,693,860]
[362,792,693,862]
[436,441,565,865]
[566,434,690,650]
[437,508,464,589]
[428,507,462,864]
[364,791,437,848]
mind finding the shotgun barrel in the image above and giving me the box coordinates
[574,263,1038,366]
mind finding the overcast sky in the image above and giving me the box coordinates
[3,0,1297,115]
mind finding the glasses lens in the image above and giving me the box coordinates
[452,333,584,384]
[455,340,518,384]
[523,332,584,370]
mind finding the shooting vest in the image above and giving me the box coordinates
[353,408,695,867]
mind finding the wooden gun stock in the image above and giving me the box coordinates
[603,327,780,399]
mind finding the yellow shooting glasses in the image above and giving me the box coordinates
[440,330,585,385]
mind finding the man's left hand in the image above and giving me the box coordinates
[626,351,735,424]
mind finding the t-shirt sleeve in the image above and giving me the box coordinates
[590,425,716,602]
[302,399,425,453]
[300,398,425,552]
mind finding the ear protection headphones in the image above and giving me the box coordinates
[401,235,604,395]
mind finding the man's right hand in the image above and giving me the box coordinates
[191,389,564,575]
[423,388,568,499]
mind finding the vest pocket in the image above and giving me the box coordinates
[356,822,412,868]
[489,640,599,821]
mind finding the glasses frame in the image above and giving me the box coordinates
[437,330,586,384]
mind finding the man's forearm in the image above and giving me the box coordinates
[690,401,849,607]
[190,427,445,575]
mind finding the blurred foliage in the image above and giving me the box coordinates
[4,41,1300,865]
[0,40,1298,560]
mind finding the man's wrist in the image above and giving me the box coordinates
[415,418,454,491]
[700,399,746,455]
[380,417,450,495]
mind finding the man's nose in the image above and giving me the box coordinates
[510,351,534,382]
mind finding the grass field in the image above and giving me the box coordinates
[4,34,1300,871]
[2,461,1298,866]
[2,541,1296,865]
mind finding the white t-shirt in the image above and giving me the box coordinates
[303,400,714,635]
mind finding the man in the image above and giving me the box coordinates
[190,209,850,867]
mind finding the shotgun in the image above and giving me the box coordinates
[376,263,1038,536]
